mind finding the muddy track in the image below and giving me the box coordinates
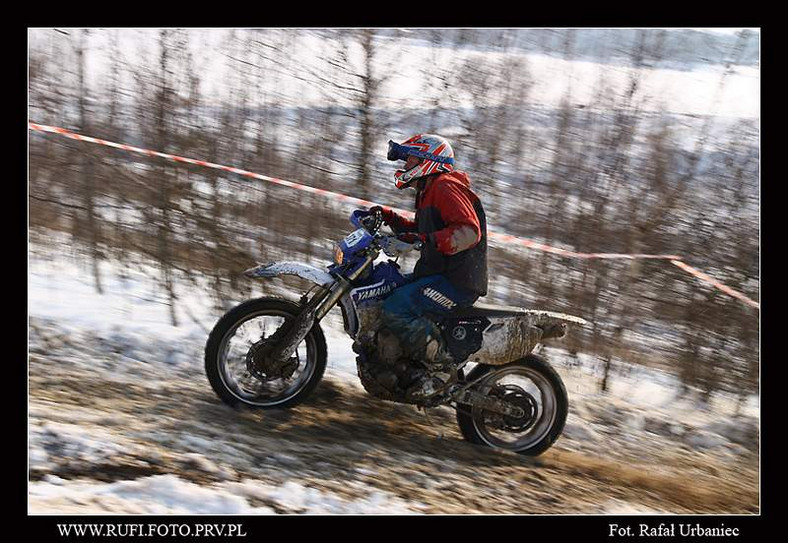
[28,334,758,515]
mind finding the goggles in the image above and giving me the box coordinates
[387,140,455,165]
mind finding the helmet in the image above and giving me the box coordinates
[387,134,455,189]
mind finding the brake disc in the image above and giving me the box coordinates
[485,384,538,432]
[246,332,299,382]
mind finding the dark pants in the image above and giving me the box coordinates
[380,274,478,359]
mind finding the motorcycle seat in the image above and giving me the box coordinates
[444,303,588,330]
[445,302,532,319]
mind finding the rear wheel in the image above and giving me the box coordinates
[205,297,327,409]
[456,354,568,456]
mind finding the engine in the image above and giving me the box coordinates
[352,302,422,402]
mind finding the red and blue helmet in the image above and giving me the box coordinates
[387,134,455,189]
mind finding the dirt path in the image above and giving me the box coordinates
[28,324,758,515]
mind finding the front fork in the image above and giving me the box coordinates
[266,254,374,367]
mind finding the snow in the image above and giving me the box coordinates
[29,474,416,515]
[27,233,759,514]
[548,349,759,420]
[562,421,603,443]
[30,421,144,467]
[28,233,758,419]
[29,241,206,340]
[29,29,759,119]
[30,475,265,515]
[684,431,731,451]
[603,499,664,515]
[27,237,417,514]
[28,231,364,384]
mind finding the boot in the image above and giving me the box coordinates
[424,337,455,367]
[406,336,455,400]
[406,372,445,401]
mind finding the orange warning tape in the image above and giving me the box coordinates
[28,122,759,310]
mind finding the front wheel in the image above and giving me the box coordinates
[456,354,568,456]
[205,297,327,409]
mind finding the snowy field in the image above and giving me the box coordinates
[28,234,759,515]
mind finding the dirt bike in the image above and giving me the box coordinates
[205,208,587,456]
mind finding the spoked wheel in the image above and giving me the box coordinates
[456,354,568,456]
[205,298,327,408]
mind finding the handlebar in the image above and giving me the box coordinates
[350,208,382,234]
[360,210,383,234]
[350,208,422,257]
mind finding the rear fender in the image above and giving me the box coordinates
[524,310,588,340]
[472,311,588,366]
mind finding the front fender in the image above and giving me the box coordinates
[243,261,334,287]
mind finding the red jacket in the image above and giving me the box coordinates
[389,171,488,296]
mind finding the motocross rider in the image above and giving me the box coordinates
[367,133,488,400]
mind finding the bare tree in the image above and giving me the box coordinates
[357,29,384,201]
[74,29,105,294]
[152,29,179,326]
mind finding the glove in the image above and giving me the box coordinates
[379,233,426,256]
[368,205,395,225]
